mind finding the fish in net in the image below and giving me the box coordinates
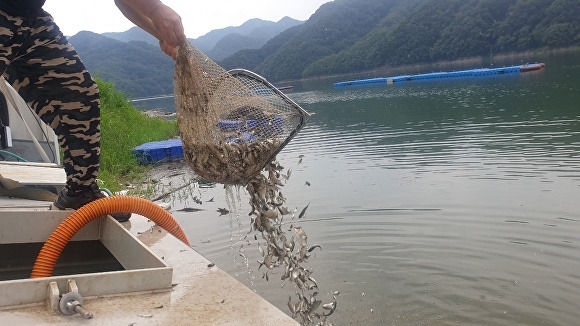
[174,42,310,185]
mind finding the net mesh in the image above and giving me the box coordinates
[174,42,309,185]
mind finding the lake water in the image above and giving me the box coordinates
[157,50,579,325]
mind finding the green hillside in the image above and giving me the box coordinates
[222,0,580,81]
[69,31,175,98]
[69,0,579,97]
[97,78,178,192]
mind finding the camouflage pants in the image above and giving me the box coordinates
[0,10,100,193]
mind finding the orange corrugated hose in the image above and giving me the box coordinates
[31,196,190,278]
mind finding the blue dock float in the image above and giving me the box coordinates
[333,63,544,88]
[131,115,285,164]
[333,77,390,88]
[132,139,184,164]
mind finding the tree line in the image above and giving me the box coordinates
[71,0,579,98]
[221,0,580,81]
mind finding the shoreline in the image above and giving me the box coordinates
[292,46,580,84]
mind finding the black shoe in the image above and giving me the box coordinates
[52,183,131,222]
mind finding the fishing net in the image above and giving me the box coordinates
[174,42,310,185]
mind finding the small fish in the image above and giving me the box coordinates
[217,208,230,216]
[262,208,278,219]
[263,254,273,269]
[308,276,318,289]
[299,245,309,260]
[192,196,203,205]
[207,197,214,202]
[305,181,311,186]
[284,238,295,252]
[307,244,322,252]
[278,206,291,215]
[295,277,305,289]
[177,207,203,212]
[294,226,308,247]
[322,301,337,313]
[298,203,310,219]
[288,296,296,317]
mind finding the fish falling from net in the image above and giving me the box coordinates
[246,160,338,326]
[174,41,331,324]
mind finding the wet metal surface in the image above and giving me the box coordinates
[0,210,297,325]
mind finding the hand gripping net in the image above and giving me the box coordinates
[174,42,310,185]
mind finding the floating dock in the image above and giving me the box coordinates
[333,63,545,88]
[132,115,285,164]
[132,139,184,164]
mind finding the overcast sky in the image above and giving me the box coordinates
[43,0,333,38]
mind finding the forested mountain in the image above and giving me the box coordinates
[222,0,416,81]
[70,0,578,97]
[221,0,580,81]
[100,18,302,62]
[69,31,175,97]
[70,18,301,97]
[102,27,158,46]
[192,17,303,59]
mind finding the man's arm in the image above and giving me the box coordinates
[114,0,186,58]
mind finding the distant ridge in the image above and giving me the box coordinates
[193,17,303,60]
[70,31,174,98]
[66,0,578,98]
[69,17,301,98]
[102,27,158,46]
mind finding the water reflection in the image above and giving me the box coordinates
[286,69,580,183]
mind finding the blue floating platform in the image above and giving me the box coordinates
[132,139,184,164]
[333,63,545,88]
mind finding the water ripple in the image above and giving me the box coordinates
[184,54,580,326]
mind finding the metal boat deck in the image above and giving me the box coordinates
[0,162,297,325]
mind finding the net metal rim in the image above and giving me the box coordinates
[227,69,312,175]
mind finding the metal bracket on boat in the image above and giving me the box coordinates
[46,279,94,319]
[46,281,60,313]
